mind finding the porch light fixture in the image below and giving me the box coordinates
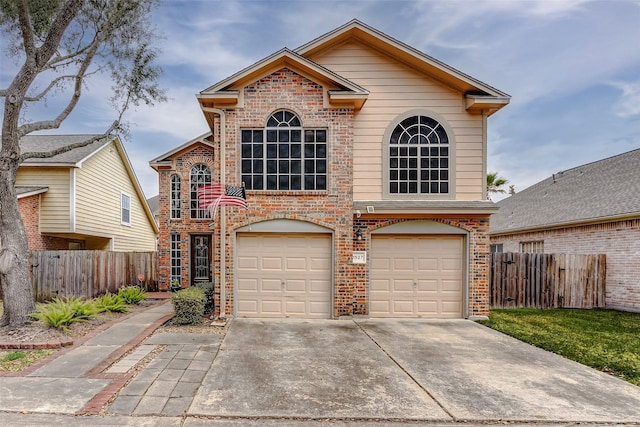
[354,227,364,242]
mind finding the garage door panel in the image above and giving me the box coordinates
[237,233,331,318]
[371,279,391,292]
[370,300,390,313]
[237,257,258,270]
[260,279,282,292]
[417,279,438,292]
[237,279,258,292]
[393,279,414,292]
[310,279,329,293]
[310,257,330,271]
[286,280,306,292]
[261,257,283,270]
[417,258,438,271]
[392,300,414,315]
[371,235,463,318]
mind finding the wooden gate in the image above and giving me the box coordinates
[490,253,606,309]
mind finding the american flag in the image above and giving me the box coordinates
[197,184,248,212]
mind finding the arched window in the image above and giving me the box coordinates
[190,164,211,219]
[241,110,327,191]
[170,174,181,219]
[388,115,450,195]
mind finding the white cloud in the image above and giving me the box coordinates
[610,81,640,118]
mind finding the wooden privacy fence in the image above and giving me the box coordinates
[30,250,157,301]
[490,252,606,309]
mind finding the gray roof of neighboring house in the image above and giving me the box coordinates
[491,148,640,234]
[146,195,159,216]
[20,134,111,165]
[15,186,48,197]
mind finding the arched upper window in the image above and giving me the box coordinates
[170,174,181,219]
[387,114,451,196]
[241,110,327,191]
[190,164,211,219]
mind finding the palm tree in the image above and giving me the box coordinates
[487,172,509,199]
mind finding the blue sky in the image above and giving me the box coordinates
[3,0,640,201]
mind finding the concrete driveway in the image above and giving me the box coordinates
[190,318,640,423]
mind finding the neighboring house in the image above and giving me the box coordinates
[17,134,158,251]
[490,148,640,312]
[150,20,509,319]
[147,195,160,224]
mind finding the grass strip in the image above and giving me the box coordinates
[478,308,640,386]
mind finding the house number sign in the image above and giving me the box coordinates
[352,251,367,264]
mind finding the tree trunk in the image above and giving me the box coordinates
[0,162,35,326]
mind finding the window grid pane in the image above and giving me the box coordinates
[241,111,327,191]
[389,115,449,194]
[170,233,181,285]
[121,194,131,224]
[170,175,181,219]
[190,164,211,219]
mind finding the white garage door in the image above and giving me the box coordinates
[236,233,331,318]
[370,235,463,318]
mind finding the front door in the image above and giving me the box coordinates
[191,234,212,286]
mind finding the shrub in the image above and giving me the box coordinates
[29,298,84,331]
[194,282,214,313]
[64,296,99,319]
[94,292,128,313]
[118,285,148,304]
[171,287,206,325]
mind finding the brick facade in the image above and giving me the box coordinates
[491,218,640,312]
[155,66,493,319]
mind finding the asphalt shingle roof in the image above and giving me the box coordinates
[20,134,110,165]
[491,148,640,234]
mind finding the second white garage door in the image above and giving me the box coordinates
[236,233,332,318]
[370,235,464,318]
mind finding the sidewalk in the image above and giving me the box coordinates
[0,296,175,415]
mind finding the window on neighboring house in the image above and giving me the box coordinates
[170,233,181,285]
[241,110,327,191]
[490,244,503,253]
[121,193,131,225]
[171,174,181,219]
[387,114,450,196]
[190,164,211,219]
[520,241,544,253]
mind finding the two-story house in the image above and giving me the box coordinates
[150,20,509,319]
[17,134,158,251]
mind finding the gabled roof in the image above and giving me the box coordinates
[149,132,215,169]
[197,20,509,116]
[296,19,510,108]
[20,134,111,166]
[491,148,640,234]
[197,48,369,110]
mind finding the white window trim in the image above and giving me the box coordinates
[121,192,132,226]
[382,109,456,200]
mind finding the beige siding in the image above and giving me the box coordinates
[312,41,485,201]
[75,142,156,251]
[16,167,71,232]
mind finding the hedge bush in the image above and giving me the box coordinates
[194,282,214,313]
[171,287,206,324]
[118,285,148,304]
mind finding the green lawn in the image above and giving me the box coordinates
[478,308,640,386]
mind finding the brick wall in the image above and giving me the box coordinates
[491,218,640,312]
[18,194,81,250]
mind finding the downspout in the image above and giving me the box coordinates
[202,107,227,318]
